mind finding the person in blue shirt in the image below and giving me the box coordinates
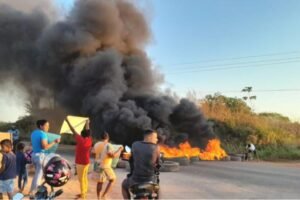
[0,139,16,200]
[8,125,20,151]
[29,119,60,196]
[16,142,29,193]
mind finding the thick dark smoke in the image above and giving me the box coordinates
[0,0,214,147]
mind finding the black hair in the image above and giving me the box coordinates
[0,139,12,148]
[143,129,155,137]
[17,142,25,151]
[101,132,109,140]
[81,129,91,138]
[36,119,48,129]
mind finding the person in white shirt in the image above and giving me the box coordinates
[245,143,257,160]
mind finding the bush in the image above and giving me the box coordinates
[200,94,300,160]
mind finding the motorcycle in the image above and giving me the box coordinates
[129,168,160,200]
[13,153,70,200]
[34,182,63,200]
[13,183,63,200]
[123,146,162,200]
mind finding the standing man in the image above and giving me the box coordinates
[29,120,60,196]
[245,143,257,161]
[65,118,92,200]
[8,125,19,150]
[93,132,123,200]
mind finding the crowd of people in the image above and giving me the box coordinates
[0,118,161,200]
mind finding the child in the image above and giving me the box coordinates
[16,143,29,193]
[0,139,17,200]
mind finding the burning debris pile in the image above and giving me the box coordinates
[160,139,227,161]
[0,0,218,149]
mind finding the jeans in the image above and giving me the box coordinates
[18,170,28,191]
[30,153,45,193]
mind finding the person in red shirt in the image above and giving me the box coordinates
[66,117,92,199]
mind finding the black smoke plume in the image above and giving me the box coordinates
[0,0,214,147]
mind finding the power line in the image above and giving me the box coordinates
[251,89,300,92]
[167,59,300,75]
[166,51,300,67]
[219,89,300,93]
[180,88,300,94]
[170,56,300,71]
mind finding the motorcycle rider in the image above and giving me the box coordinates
[121,129,161,199]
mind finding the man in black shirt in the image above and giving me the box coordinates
[121,129,160,199]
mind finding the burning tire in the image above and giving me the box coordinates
[229,153,245,161]
[230,155,242,161]
[164,157,190,166]
[221,156,231,161]
[190,156,200,163]
[235,153,246,161]
[160,161,180,172]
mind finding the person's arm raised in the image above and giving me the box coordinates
[85,119,90,130]
[65,117,80,136]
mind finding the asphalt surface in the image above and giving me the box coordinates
[159,161,300,199]
[56,145,300,199]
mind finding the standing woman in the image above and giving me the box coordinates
[66,118,92,199]
[29,119,60,196]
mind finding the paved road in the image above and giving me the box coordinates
[160,161,300,199]
[57,146,300,199]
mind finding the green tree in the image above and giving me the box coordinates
[204,93,251,113]
[242,86,256,110]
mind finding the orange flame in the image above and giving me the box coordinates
[199,139,227,160]
[159,139,227,160]
[178,141,201,158]
[159,144,185,158]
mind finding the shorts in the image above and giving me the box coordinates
[0,179,14,193]
[99,168,116,183]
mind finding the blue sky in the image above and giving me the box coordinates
[145,0,300,120]
[1,0,300,121]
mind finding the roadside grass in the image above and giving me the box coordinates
[222,141,300,161]
[257,145,300,161]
